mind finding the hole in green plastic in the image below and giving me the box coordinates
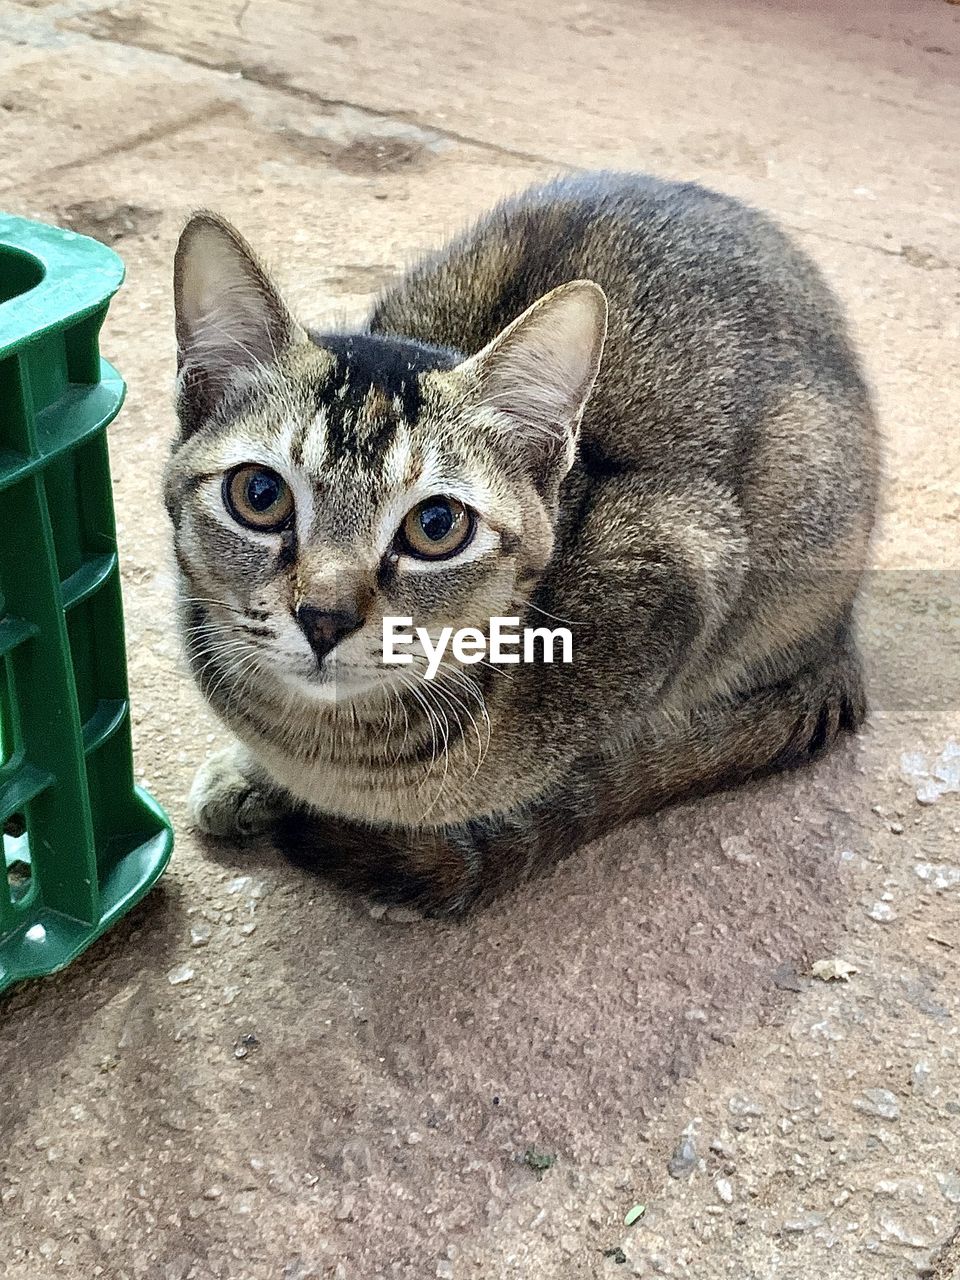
[3,812,32,906]
[0,245,45,306]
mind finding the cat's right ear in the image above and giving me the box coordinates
[173,212,304,435]
[457,280,607,492]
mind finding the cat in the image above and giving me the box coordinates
[165,172,879,916]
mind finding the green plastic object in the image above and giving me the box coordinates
[0,213,173,993]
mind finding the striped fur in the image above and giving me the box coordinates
[166,173,879,915]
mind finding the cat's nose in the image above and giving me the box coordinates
[296,605,364,663]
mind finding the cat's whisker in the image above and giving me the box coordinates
[513,595,580,629]
[420,673,463,753]
[189,621,267,709]
[429,668,487,779]
[184,612,260,640]
[224,651,265,726]
[184,631,256,669]
[405,654,489,776]
[390,685,412,765]
[400,632,515,685]
[419,675,452,786]
[396,671,443,799]
[439,665,492,774]
[187,638,255,684]
[398,684,439,799]
[180,595,253,618]
[475,658,515,681]
[183,629,242,653]
[205,648,252,709]
[408,674,453,818]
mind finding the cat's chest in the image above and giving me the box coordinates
[249,721,442,826]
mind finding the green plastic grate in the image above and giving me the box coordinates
[0,212,173,993]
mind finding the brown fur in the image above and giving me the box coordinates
[166,173,879,915]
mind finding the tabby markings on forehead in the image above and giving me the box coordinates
[381,423,422,492]
[294,405,329,477]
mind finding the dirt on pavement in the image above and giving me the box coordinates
[1,2,959,1278]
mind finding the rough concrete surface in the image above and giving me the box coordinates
[1,1,959,1277]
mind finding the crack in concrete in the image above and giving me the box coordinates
[0,101,236,197]
[233,67,570,170]
[4,2,954,275]
[65,19,568,171]
[784,221,959,273]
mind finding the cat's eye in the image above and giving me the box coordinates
[223,465,294,532]
[396,496,475,560]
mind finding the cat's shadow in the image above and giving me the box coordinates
[0,742,867,1267]
[196,740,866,1179]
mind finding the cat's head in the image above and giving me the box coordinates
[164,212,606,713]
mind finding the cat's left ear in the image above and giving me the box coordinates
[173,212,306,435]
[459,280,607,487]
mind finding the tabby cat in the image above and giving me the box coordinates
[165,172,879,916]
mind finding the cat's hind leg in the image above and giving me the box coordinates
[730,624,868,780]
[768,637,867,770]
[616,621,869,811]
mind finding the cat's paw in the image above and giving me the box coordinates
[188,747,282,839]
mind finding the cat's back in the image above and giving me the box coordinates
[371,171,877,516]
[374,172,800,355]
[370,172,857,389]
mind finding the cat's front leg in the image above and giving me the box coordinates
[274,809,491,917]
[188,742,291,839]
[276,796,593,917]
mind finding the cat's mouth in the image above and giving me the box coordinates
[285,655,403,704]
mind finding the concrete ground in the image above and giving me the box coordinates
[1,1,959,1277]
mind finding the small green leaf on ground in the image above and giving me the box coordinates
[522,1147,556,1180]
[624,1203,646,1227]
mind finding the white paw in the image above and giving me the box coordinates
[188,747,280,839]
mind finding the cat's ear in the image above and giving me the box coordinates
[461,280,607,485]
[173,212,305,433]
